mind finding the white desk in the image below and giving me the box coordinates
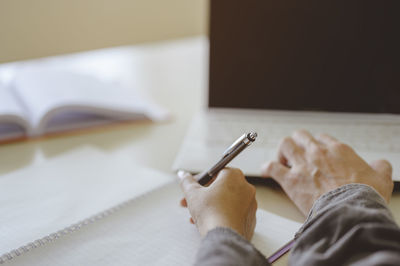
[0,36,399,226]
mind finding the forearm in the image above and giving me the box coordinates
[194,183,400,266]
[290,183,400,266]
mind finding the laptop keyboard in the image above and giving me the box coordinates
[201,112,400,153]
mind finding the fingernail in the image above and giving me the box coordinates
[177,170,188,180]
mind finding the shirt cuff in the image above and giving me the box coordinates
[295,183,394,239]
[195,227,269,266]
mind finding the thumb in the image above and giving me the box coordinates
[370,159,393,179]
[178,170,201,196]
[260,161,289,185]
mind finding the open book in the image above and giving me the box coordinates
[0,68,169,143]
[0,148,301,265]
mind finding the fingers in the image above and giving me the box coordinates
[369,160,394,203]
[180,198,196,224]
[180,198,187,207]
[213,167,246,185]
[246,199,258,240]
[178,170,201,196]
[178,171,200,226]
[316,133,338,146]
[370,160,393,179]
[292,130,318,148]
[261,161,290,184]
[277,130,320,167]
[277,137,304,166]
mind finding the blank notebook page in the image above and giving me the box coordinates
[7,183,302,266]
[0,147,173,257]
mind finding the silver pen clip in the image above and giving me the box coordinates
[222,134,247,157]
[196,132,257,186]
[222,133,257,157]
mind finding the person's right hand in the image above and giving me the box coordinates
[261,130,394,216]
[179,168,257,240]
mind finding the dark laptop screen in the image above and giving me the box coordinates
[208,0,400,113]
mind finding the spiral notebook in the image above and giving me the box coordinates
[0,147,301,265]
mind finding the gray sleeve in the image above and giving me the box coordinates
[290,183,400,266]
[194,227,270,266]
[194,184,400,266]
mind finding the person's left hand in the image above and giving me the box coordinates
[178,168,257,240]
[261,130,393,216]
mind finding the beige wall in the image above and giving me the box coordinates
[0,0,208,63]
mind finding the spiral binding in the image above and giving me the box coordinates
[0,181,173,264]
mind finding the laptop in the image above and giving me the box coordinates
[173,0,400,183]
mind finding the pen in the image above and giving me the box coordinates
[194,132,293,263]
[267,239,295,263]
[195,132,257,186]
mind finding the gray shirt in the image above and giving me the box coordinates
[194,184,400,265]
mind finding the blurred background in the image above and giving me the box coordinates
[0,0,208,63]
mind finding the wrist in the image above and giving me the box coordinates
[198,215,245,239]
[295,183,393,239]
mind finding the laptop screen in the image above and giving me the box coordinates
[208,0,400,114]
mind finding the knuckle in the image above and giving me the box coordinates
[279,136,293,147]
[382,160,393,179]
[219,168,244,182]
[293,129,304,136]
[219,168,231,176]
[381,159,393,170]
[308,144,323,156]
[223,167,243,177]
[284,174,298,187]
[318,133,333,141]
[332,142,352,152]
[232,167,244,176]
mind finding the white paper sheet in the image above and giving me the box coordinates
[5,182,301,266]
[0,83,29,140]
[0,147,173,256]
[11,68,169,133]
[0,84,23,117]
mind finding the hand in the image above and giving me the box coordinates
[261,130,394,216]
[178,168,257,240]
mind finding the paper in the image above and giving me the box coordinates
[0,84,29,140]
[0,147,173,256]
[4,182,301,266]
[0,84,24,118]
[173,109,400,182]
[11,68,170,133]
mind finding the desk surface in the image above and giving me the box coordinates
[0,36,398,226]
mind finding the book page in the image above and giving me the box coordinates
[0,84,29,140]
[5,182,301,266]
[11,68,169,135]
[0,147,173,257]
